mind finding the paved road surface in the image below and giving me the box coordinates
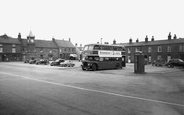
[0,62,184,115]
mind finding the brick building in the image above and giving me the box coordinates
[52,38,76,59]
[0,32,76,62]
[119,33,184,64]
[0,34,22,62]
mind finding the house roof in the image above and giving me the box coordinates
[119,38,184,47]
[0,34,21,44]
[35,40,58,48]
[54,39,75,48]
[21,39,27,46]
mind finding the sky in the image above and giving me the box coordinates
[0,0,184,46]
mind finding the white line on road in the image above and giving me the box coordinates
[1,71,184,107]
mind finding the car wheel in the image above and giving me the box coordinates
[64,64,67,67]
[92,64,97,71]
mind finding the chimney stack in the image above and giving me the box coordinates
[168,32,172,40]
[151,36,154,41]
[18,33,21,39]
[129,38,132,43]
[173,34,177,39]
[136,38,139,43]
[145,35,148,42]
[113,39,116,44]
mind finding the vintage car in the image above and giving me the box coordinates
[152,59,165,66]
[69,54,77,60]
[36,59,49,65]
[60,60,75,67]
[50,58,65,66]
[24,59,30,63]
[29,59,37,64]
[165,59,184,68]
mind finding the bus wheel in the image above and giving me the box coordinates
[92,64,97,71]
[115,64,120,69]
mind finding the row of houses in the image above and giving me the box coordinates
[0,32,81,62]
[1,31,184,64]
[118,33,184,64]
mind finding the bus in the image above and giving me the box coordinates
[81,44,126,71]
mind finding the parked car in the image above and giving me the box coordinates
[24,59,30,63]
[29,59,37,64]
[36,59,49,65]
[50,58,65,66]
[165,59,184,68]
[60,60,75,67]
[153,59,165,66]
[69,54,77,60]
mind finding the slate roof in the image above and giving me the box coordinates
[0,34,21,44]
[54,39,75,48]
[21,39,27,46]
[119,38,184,47]
[35,40,58,48]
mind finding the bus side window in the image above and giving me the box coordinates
[94,45,100,50]
[116,57,119,61]
[100,57,104,61]
[94,57,99,61]
[104,57,109,61]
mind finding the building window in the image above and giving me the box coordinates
[12,44,16,47]
[157,55,162,60]
[30,39,34,43]
[148,56,151,63]
[128,48,131,53]
[135,47,140,52]
[0,48,3,53]
[72,48,75,52]
[158,46,162,52]
[12,48,16,53]
[167,46,171,52]
[179,45,182,52]
[148,47,152,53]
[0,44,2,53]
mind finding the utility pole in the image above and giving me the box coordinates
[101,38,102,44]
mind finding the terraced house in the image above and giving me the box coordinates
[0,34,21,62]
[0,32,76,62]
[119,33,184,64]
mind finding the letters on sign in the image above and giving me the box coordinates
[98,51,121,56]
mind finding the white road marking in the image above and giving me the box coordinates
[1,71,184,107]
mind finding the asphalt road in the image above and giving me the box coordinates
[0,62,184,115]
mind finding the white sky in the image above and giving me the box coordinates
[0,0,184,46]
